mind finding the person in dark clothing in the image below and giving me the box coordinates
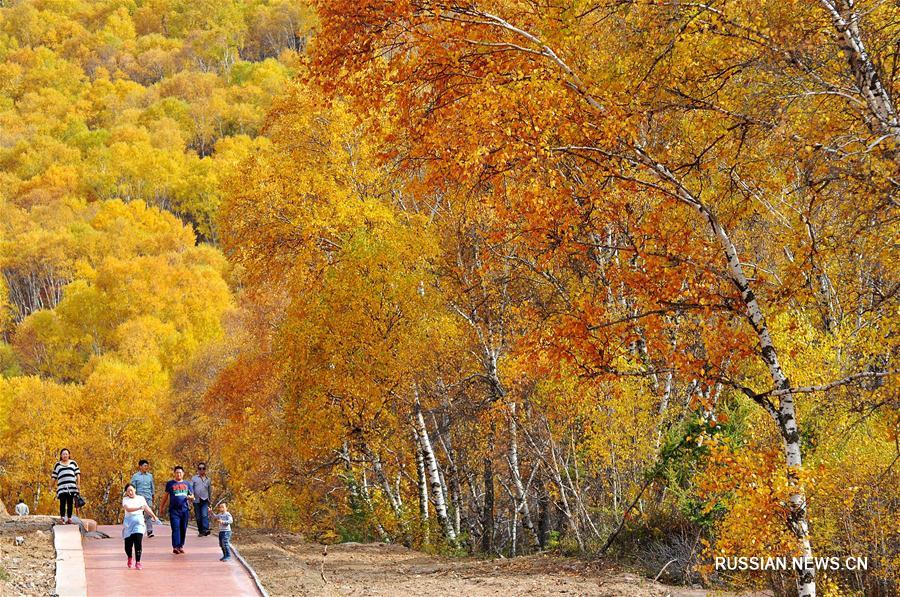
[157,466,194,553]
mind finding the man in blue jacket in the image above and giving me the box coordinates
[130,459,155,537]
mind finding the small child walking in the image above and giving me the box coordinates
[213,502,234,561]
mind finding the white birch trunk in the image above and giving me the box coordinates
[819,0,899,136]
[656,366,674,450]
[431,411,463,536]
[633,149,817,596]
[547,432,583,550]
[414,395,457,542]
[708,212,815,597]
[507,401,539,548]
[565,437,602,540]
[413,429,429,522]
[364,444,402,518]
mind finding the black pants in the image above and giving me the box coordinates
[59,493,74,518]
[125,533,143,562]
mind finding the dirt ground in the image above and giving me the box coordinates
[0,516,56,597]
[235,531,715,597]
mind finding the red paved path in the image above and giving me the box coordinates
[83,524,260,597]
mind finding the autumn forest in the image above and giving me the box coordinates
[0,1,897,595]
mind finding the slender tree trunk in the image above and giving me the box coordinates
[342,444,364,513]
[565,443,602,540]
[437,465,450,518]
[436,386,467,536]
[431,412,464,537]
[413,430,429,523]
[363,443,403,518]
[414,395,456,543]
[507,401,538,549]
[481,423,496,553]
[547,431,583,550]
[536,476,550,550]
[510,495,518,557]
[656,334,677,450]
[819,0,899,137]
[655,367,674,450]
[481,455,494,553]
[711,215,815,597]
[632,147,818,595]
[341,443,388,542]
[449,464,462,537]
[360,469,390,542]
[464,469,480,553]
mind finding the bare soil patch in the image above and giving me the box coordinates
[235,530,717,597]
[0,517,57,597]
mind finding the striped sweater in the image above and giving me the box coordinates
[52,460,80,496]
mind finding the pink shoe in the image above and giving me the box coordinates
[127,557,133,568]
[135,562,143,570]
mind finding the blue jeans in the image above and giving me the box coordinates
[170,509,189,548]
[218,530,232,559]
[194,499,210,534]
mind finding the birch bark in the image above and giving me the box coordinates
[507,401,539,548]
[819,0,900,137]
[363,443,402,518]
[638,158,817,595]
[481,426,496,553]
[414,394,457,542]
[413,429,429,522]
[432,411,464,536]
[547,431,583,550]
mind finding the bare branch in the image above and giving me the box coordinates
[771,370,896,397]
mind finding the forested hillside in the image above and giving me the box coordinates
[1,1,897,596]
[0,0,309,516]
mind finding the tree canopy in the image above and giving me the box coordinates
[0,1,896,595]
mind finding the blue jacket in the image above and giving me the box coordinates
[130,471,154,500]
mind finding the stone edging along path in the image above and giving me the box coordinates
[187,522,270,597]
[53,525,87,597]
[230,543,270,597]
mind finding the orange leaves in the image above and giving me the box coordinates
[215,74,471,533]
[303,4,897,582]
[698,440,799,559]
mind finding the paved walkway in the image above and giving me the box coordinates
[83,524,260,596]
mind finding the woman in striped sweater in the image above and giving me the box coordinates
[51,448,81,524]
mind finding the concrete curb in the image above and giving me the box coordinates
[185,521,268,596]
[53,524,87,597]
[230,543,270,597]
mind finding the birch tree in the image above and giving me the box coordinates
[311,1,898,593]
